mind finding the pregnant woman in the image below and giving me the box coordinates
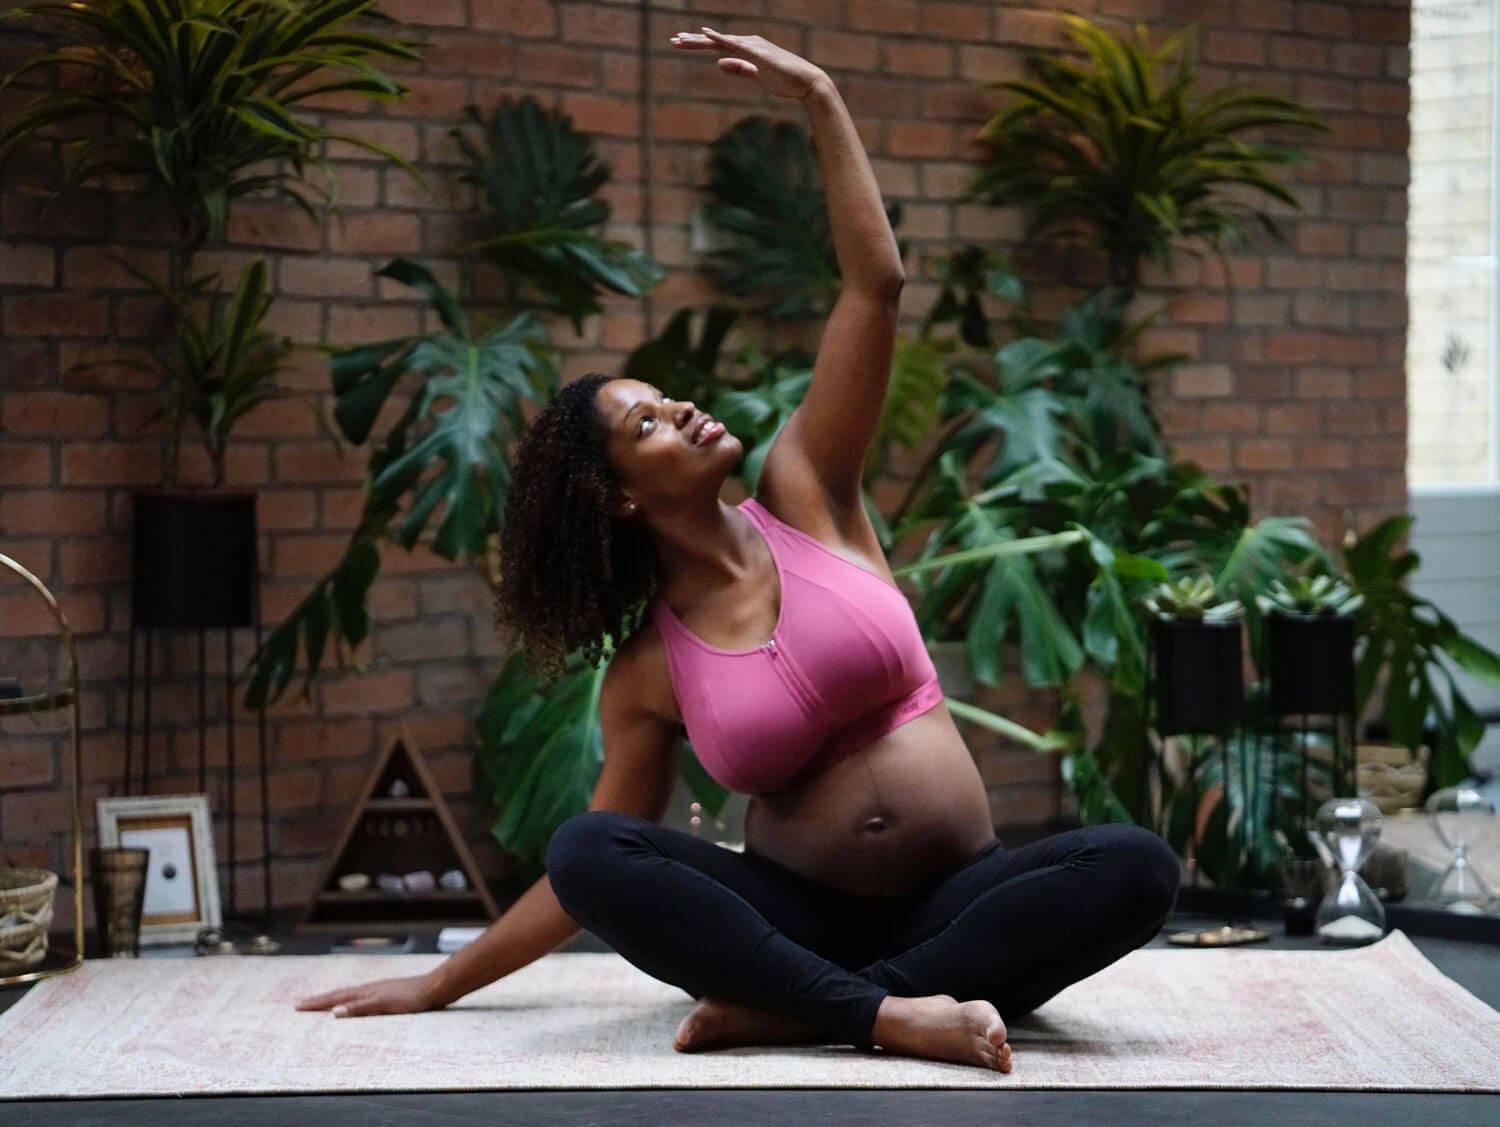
[298,28,1180,1073]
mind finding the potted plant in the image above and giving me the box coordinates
[1143,575,1245,737]
[1257,573,1362,718]
[967,13,1326,293]
[119,263,295,628]
[240,97,661,873]
[0,0,420,629]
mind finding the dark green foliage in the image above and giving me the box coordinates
[1345,516,1500,788]
[703,115,903,317]
[0,0,421,248]
[969,15,1326,289]
[457,97,662,332]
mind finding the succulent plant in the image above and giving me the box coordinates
[1257,574,1363,617]
[1142,574,1243,622]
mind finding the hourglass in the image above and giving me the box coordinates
[1310,796,1386,945]
[1425,786,1496,914]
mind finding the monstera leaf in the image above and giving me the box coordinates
[457,97,661,331]
[243,258,558,709]
[332,257,555,561]
[707,350,814,492]
[622,304,740,408]
[473,646,733,871]
[475,651,607,872]
[1345,514,1500,786]
[704,115,903,318]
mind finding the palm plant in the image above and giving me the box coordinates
[0,0,422,486]
[969,14,1326,290]
[0,0,420,255]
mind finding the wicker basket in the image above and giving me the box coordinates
[0,869,58,972]
[1356,743,1430,815]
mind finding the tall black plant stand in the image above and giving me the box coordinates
[1147,618,1270,947]
[1263,611,1359,849]
[124,490,272,927]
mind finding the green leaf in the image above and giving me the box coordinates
[474,654,608,869]
[455,97,661,330]
[969,12,1325,288]
[0,0,418,246]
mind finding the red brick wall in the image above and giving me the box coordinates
[0,0,1408,917]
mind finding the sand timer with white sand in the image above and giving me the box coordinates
[1424,785,1497,914]
[1310,797,1387,944]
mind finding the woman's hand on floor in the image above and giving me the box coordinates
[295,973,443,1018]
[670,27,829,101]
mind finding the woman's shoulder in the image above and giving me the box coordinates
[749,477,895,586]
[609,614,682,726]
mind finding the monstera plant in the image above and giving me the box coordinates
[233,96,667,873]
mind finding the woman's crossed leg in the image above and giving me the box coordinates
[544,811,1178,1065]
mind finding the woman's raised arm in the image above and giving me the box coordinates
[673,28,904,513]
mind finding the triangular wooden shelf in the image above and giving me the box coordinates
[300,725,500,933]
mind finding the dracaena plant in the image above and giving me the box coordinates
[968,13,1326,290]
[0,0,421,255]
[91,258,300,488]
[0,0,423,486]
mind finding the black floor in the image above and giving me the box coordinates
[4,913,1498,1125]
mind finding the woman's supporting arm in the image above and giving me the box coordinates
[297,645,678,1017]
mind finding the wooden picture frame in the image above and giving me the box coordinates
[96,794,222,945]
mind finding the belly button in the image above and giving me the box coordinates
[860,815,888,834]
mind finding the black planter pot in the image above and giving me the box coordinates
[1267,610,1356,716]
[1152,618,1244,736]
[131,491,258,629]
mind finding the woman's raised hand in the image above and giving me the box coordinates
[670,28,828,101]
[295,972,442,1019]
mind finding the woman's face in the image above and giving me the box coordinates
[595,379,741,512]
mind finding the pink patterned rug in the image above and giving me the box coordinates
[1,931,1497,1096]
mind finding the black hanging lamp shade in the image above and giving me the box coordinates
[1152,618,1244,736]
[1267,610,1356,716]
[131,491,258,629]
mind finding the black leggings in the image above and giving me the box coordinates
[545,811,1181,1048]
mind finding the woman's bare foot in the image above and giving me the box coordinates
[673,997,823,1052]
[872,995,1013,1073]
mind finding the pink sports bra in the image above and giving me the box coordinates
[650,496,947,795]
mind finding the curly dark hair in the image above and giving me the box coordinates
[493,373,660,682]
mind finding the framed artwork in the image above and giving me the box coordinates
[96,794,222,945]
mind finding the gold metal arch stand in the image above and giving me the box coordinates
[0,552,85,986]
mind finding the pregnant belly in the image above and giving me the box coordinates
[743,702,996,897]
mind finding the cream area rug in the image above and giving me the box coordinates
[1,931,1497,1098]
